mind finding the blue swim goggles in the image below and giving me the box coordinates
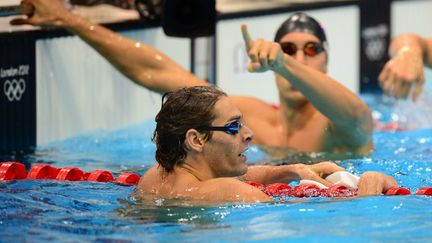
[197,120,244,135]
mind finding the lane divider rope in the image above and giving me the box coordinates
[0,161,140,186]
[2,161,431,196]
[246,181,432,197]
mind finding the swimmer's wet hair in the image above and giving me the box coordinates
[153,86,227,172]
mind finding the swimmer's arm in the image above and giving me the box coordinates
[242,162,344,187]
[11,0,207,94]
[241,25,373,150]
[65,19,208,93]
[378,34,432,101]
[278,57,373,150]
[200,178,271,203]
[388,34,432,68]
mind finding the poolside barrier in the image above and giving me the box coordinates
[0,161,140,186]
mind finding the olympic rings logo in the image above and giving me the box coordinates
[365,38,386,61]
[3,79,26,102]
[362,24,388,62]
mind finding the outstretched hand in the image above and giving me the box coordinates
[357,171,398,196]
[9,0,71,27]
[294,162,345,187]
[241,24,285,73]
[378,47,425,101]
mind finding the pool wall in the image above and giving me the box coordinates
[35,28,190,145]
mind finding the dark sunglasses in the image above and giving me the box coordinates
[197,120,244,135]
[280,41,325,57]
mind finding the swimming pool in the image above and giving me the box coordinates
[2,92,432,242]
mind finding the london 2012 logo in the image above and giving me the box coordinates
[362,24,388,62]
[3,78,26,102]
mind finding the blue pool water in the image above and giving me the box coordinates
[2,93,432,242]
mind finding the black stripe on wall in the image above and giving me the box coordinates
[0,33,36,153]
[359,0,391,93]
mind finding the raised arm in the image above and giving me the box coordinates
[379,33,432,101]
[11,0,208,93]
[241,25,373,151]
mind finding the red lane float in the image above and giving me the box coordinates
[87,170,114,182]
[291,184,322,197]
[0,162,27,180]
[265,183,292,197]
[115,173,141,186]
[385,187,411,195]
[27,164,60,179]
[247,181,429,198]
[0,162,140,186]
[323,185,357,198]
[416,187,432,196]
[56,167,85,181]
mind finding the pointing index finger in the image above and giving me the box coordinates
[241,24,253,51]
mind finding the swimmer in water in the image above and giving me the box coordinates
[379,34,432,101]
[12,1,373,155]
[135,86,396,203]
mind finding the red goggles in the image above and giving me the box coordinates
[280,41,325,57]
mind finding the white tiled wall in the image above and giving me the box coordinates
[36,28,190,144]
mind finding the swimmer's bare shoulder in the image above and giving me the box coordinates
[137,165,270,203]
[196,177,271,203]
[136,165,160,193]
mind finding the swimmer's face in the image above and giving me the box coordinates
[279,32,327,71]
[202,96,253,177]
[275,32,328,102]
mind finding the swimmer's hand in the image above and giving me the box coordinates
[378,46,424,101]
[243,162,344,186]
[10,0,71,28]
[241,24,285,73]
[357,172,398,196]
[293,162,345,187]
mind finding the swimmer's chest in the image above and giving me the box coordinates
[251,116,331,151]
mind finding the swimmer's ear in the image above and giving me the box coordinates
[185,129,205,152]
